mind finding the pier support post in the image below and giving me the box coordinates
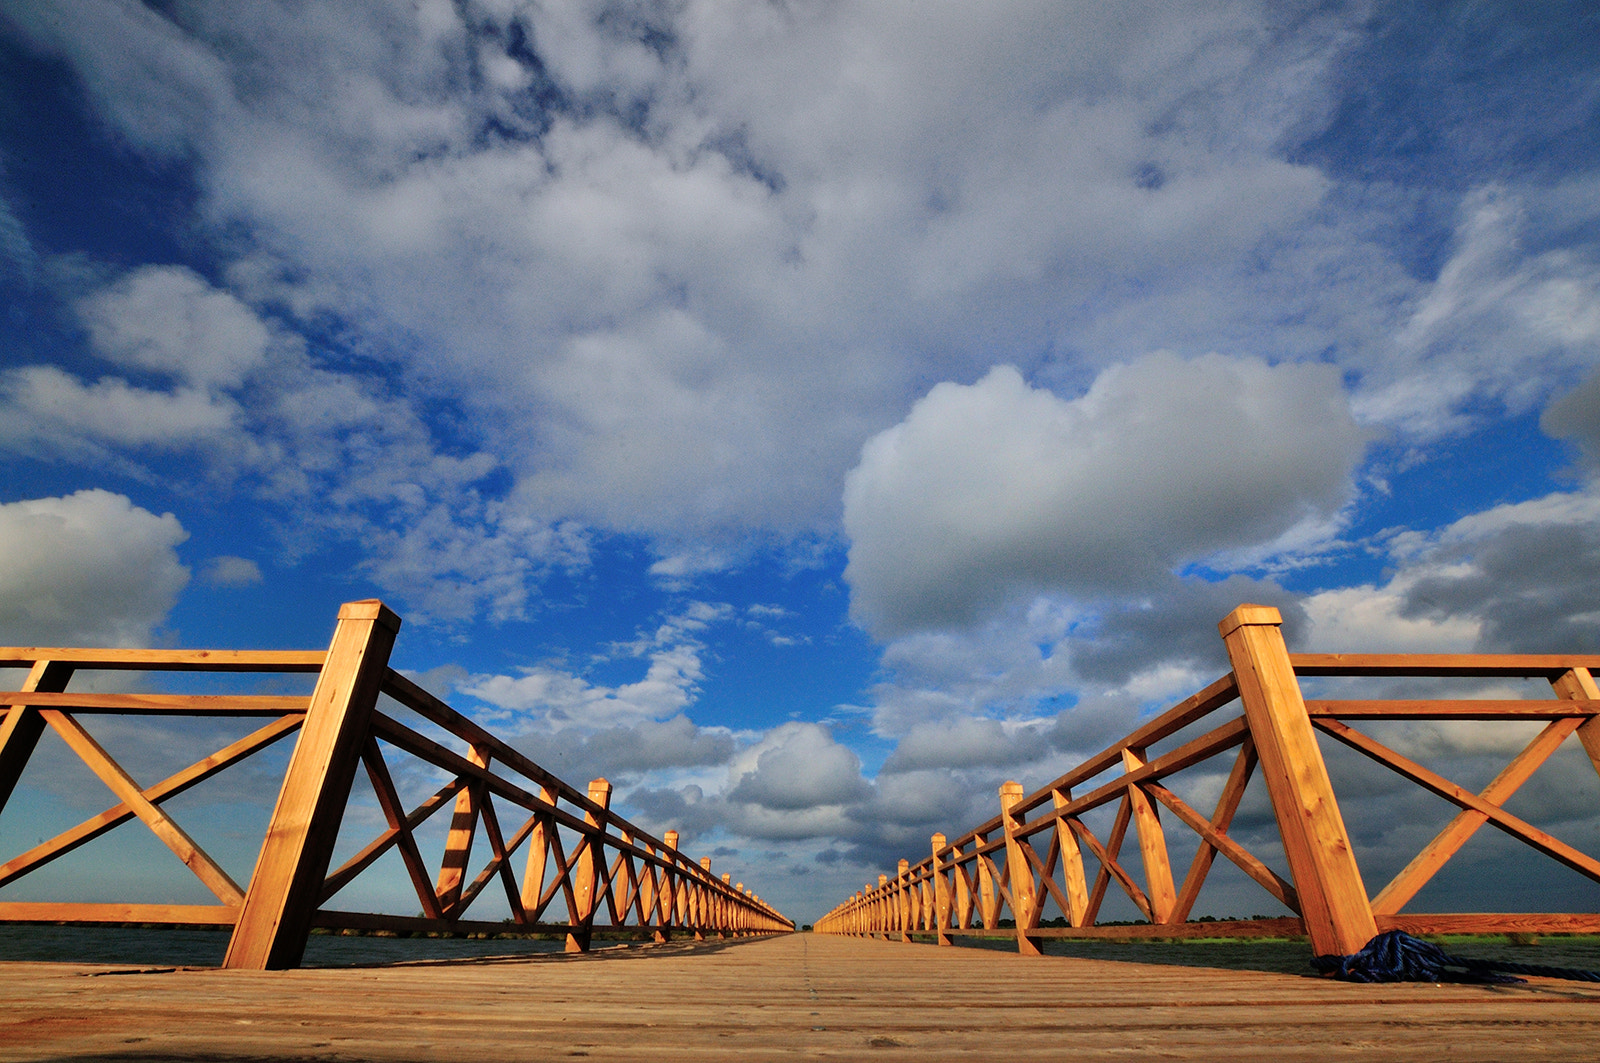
[225,600,400,970]
[1220,604,1375,957]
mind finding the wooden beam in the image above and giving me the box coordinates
[0,649,324,671]
[1305,699,1599,720]
[0,713,302,889]
[1220,604,1376,956]
[1371,717,1583,915]
[0,660,73,814]
[224,600,400,970]
[1291,653,1600,677]
[0,692,310,715]
[38,708,245,906]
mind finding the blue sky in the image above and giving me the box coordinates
[2,1,1599,928]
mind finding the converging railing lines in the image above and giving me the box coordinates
[0,600,790,969]
[817,604,1600,958]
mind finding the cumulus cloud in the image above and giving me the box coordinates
[0,490,188,646]
[0,365,238,457]
[199,555,262,588]
[513,715,735,788]
[77,265,274,388]
[727,722,872,812]
[843,357,1365,638]
[463,602,729,727]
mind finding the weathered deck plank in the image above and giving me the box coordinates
[3,933,1598,1060]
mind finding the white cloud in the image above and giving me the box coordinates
[843,356,1365,638]
[0,365,238,456]
[1303,582,1482,654]
[462,603,727,728]
[726,722,871,811]
[77,265,273,388]
[0,490,189,646]
[1353,187,1600,438]
[199,555,262,588]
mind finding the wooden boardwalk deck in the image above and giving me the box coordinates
[4,932,1599,1061]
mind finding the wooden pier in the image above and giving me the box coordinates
[4,932,1600,1060]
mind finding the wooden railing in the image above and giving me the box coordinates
[0,600,790,968]
[816,604,1600,957]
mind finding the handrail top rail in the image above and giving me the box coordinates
[1290,652,1600,677]
[0,648,327,672]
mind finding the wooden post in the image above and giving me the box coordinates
[695,857,711,940]
[952,841,974,929]
[566,778,612,953]
[719,872,732,938]
[931,833,952,945]
[225,600,400,970]
[1121,749,1176,924]
[1000,781,1042,956]
[897,859,911,942]
[519,786,557,917]
[655,830,680,943]
[1220,604,1376,956]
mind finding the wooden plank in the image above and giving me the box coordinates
[1291,652,1600,677]
[0,692,310,715]
[37,708,245,906]
[0,901,237,924]
[1376,912,1600,935]
[1371,717,1583,915]
[9,933,1600,1063]
[224,600,401,970]
[0,713,303,889]
[1305,699,1599,719]
[1221,605,1376,956]
[0,648,324,671]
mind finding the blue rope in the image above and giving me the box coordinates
[1311,930,1600,984]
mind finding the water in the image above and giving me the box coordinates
[0,925,595,968]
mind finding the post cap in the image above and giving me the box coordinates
[338,599,402,632]
[1218,603,1283,639]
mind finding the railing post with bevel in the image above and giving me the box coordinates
[224,599,400,970]
[1000,780,1042,955]
[1219,604,1376,956]
[897,858,911,942]
[566,777,612,953]
[931,833,952,945]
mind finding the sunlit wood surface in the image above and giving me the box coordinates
[4,933,1600,1061]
